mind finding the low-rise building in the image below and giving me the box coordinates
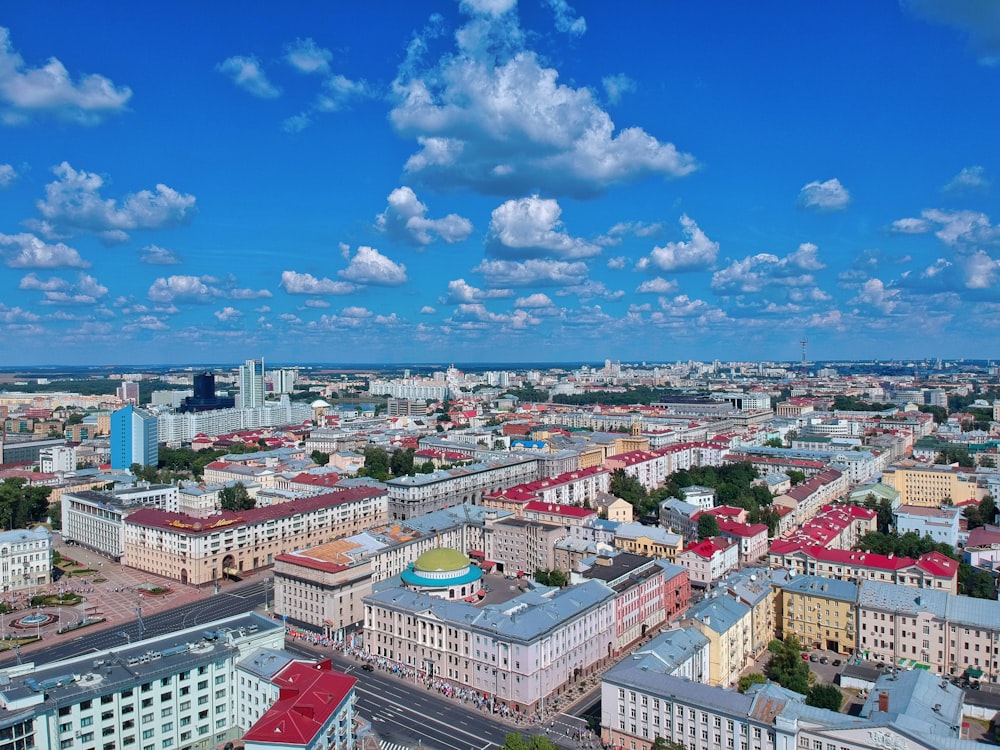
[614,522,683,562]
[0,527,52,592]
[683,595,753,687]
[578,552,666,654]
[678,537,739,588]
[777,574,857,654]
[894,504,962,548]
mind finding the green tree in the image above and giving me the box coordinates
[417,460,436,474]
[0,478,52,530]
[980,495,997,527]
[310,450,329,466]
[358,446,390,481]
[936,446,974,468]
[66,412,85,425]
[966,569,997,600]
[49,500,61,530]
[763,438,784,448]
[807,683,843,710]
[130,463,160,483]
[390,448,415,477]
[738,673,768,693]
[219,482,255,511]
[650,738,688,750]
[500,733,558,750]
[697,513,720,540]
[766,635,811,694]
[610,468,648,513]
[786,470,806,486]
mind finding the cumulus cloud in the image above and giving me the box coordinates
[376,186,473,246]
[798,178,851,211]
[0,26,131,125]
[32,162,196,243]
[636,277,678,294]
[214,307,243,321]
[890,217,931,234]
[217,55,281,98]
[35,272,108,305]
[0,163,16,187]
[607,256,627,270]
[711,243,826,293]
[420,305,437,314]
[487,195,599,258]
[944,165,991,191]
[638,215,718,272]
[285,38,332,75]
[140,244,181,265]
[921,258,953,278]
[514,292,554,307]
[339,246,407,286]
[148,275,218,304]
[390,8,696,198]
[917,208,999,246]
[122,315,169,332]
[0,232,89,268]
[279,270,355,295]
[849,278,900,314]
[596,220,663,247]
[444,278,513,303]
[19,273,66,291]
[902,0,1000,65]
[962,249,1000,288]
[473,258,589,287]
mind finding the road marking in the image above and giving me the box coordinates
[357,684,493,744]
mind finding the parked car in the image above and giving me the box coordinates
[820,656,829,664]
[832,659,842,667]
[802,652,811,660]
[810,654,819,662]
[361,664,374,672]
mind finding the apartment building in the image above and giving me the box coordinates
[614,523,684,562]
[363,578,616,712]
[121,487,387,585]
[894,504,962,548]
[678,537,740,588]
[485,517,563,575]
[777,574,857,655]
[385,455,540,520]
[881,462,985,507]
[772,469,849,527]
[578,553,667,654]
[683,595,753,688]
[768,546,959,593]
[0,527,52,592]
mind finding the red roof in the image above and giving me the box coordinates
[125,487,385,534]
[242,660,356,745]
[524,501,596,518]
[290,472,341,488]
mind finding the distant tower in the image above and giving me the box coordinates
[800,338,808,374]
[110,405,158,470]
[238,358,265,409]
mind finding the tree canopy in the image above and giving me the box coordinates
[500,733,558,750]
[697,513,720,540]
[219,482,255,511]
[766,636,811,695]
[807,683,843,711]
[0,478,52,530]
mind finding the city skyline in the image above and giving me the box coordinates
[1,1,998,366]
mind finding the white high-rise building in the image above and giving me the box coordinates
[239,358,265,409]
[269,367,296,394]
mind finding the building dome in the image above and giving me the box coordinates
[310,399,332,409]
[414,547,470,573]
[402,547,482,600]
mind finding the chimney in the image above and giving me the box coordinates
[878,691,889,713]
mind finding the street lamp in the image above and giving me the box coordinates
[120,631,131,644]
[135,599,144,640]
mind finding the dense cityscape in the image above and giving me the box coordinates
[3,1,1000,750]
[1,356,1000,750]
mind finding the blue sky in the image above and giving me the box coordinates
[1,1,999,367]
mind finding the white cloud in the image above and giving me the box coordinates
[596,220,663,246]
[217,55,281,98]
[636,277,678,294]
[229,286,272,300]
[602,74,635,105]
[317,75,371,111]
[558,279,624,301]
[849,278,900,314]
[33,162,196,243]
[341,306,372,318]
[214,307,243,322]
[921,258,953,278]
[0,232,89,268]
[472,258,589,286]
[963,249,1000,289]
[376,186,473,246]
[148,275,217,304]
[285,38,332,75]
[304,299,330,308]
[607,256,627,270]
[461,0,517,16]
[902,0,1000,65]
[542,0,587,36]
[140,244,181,265]
[0,26,131,125]
[890,217,931,234]
[798,178,850,211]
[0,304,39,323]
[19,273,66,291]
[391,10,696,198]
[920,208,999,246]
[641,215,718,272]
[339,246,407,286]
[514,292,554,307]
[944,165,990,191]
[712,243,824,293]
[279,270,355,295]
[38,272,108,305]
[0,163,15,187]
[123,315,169,332]
[420,305,437,314]
[444,278,513,303]
[487,195,599,258]
[449,303,541,330]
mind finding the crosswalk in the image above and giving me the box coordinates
[379,742,413,750]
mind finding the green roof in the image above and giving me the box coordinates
[414,547,470,572]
